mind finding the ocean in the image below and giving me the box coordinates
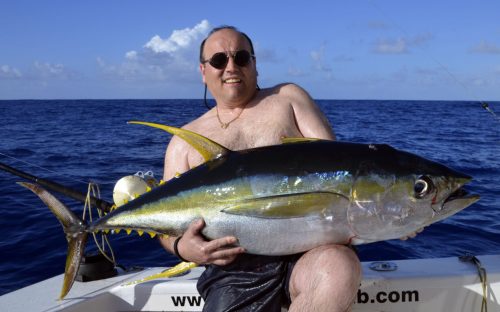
[0,99,499,296]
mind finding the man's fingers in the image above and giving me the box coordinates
[211,246,245,259]
[186,219,205,236]
[205,236,238,253]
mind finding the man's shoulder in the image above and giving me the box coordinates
[267,82,305,95]
[264,83,311,103]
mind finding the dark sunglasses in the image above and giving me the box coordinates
[202,50,254,70]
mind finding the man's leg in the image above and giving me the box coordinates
[288,244,361,312]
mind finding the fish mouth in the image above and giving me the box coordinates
[440,187,480,213]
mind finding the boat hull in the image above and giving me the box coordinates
[1,255,499,311]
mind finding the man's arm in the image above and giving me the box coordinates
[282,83,336,140]
[159,135,245,265]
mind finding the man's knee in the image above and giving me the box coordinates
[290,244,361,299]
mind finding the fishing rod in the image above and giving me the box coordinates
[482,102,500,122]
[0,161,113,213]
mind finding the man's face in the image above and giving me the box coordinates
[200,29,258,106]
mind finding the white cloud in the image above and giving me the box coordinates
[310,44,333,76]
[373,38,408,54]
[0,65,22,79]
[373,33,433,54]
[125,51,138,60]
[470,40,500,54]
[29,61,81,81]
[143,20,210,54]
[100,20,211,83]
[34,62,64,77]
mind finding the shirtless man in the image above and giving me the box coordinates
[159,26,361,312]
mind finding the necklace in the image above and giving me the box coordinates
[216,105,246,129]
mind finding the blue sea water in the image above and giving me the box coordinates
[0,99,499,296]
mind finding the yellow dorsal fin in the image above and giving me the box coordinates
[128,121,230,162]
[281,137,322,144]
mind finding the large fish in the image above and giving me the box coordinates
[20,121,479,299]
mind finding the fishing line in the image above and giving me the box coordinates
[83,182,116,266]
[367,0,497,122]
[0,151,91,185]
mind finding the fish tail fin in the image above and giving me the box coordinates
[18,182,87,300]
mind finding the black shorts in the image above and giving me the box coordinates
[197,253,302,312]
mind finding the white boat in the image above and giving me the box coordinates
[1,254,498,311]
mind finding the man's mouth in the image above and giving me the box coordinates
[223,78,242,84]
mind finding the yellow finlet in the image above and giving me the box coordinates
[126,229,132,235]
[137,230,144,236]
[128,121,230,162]
[124,262,198,286]
[148,232,157,238]
[281,137,322,144]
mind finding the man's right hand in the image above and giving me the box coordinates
[168,219,246,266]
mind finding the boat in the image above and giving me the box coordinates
[1,254,499,311]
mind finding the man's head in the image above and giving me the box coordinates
[199,26,255,64]
[199,26,258,107]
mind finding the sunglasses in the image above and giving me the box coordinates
[202,50,254,70]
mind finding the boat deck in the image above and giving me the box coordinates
[1,255,499,311]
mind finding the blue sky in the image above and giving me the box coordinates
[1,1,499,101]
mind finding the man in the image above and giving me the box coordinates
[159,26,361,311]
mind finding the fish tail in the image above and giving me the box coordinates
[18,182,87,300]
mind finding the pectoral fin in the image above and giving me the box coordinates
[222,192,348,218]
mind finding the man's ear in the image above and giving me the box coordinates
[200,64,206,84]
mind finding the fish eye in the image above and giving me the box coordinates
[414,176,434,198]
